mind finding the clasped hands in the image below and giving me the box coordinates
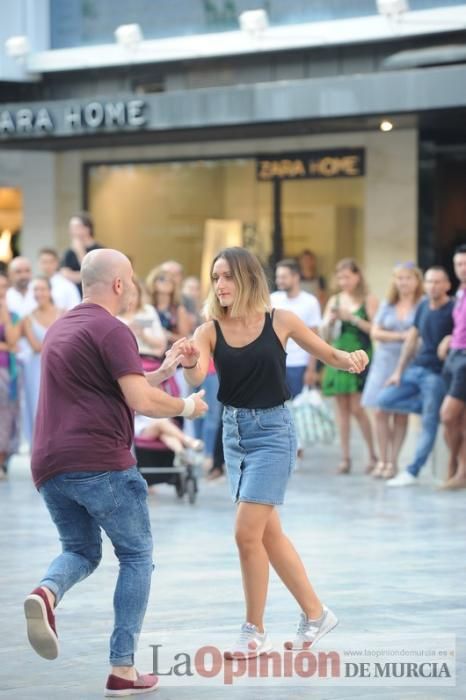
[158,337,200,380]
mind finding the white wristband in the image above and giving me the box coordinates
[179,396,196,418]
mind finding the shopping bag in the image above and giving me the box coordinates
[290,387,336,446]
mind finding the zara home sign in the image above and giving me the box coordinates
[256,149,365,180]
[0,98,147,137]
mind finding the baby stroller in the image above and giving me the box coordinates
[134,357,199,504]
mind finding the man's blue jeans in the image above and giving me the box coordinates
[38,466,154,667]
[377,365,446,476]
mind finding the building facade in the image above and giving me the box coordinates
[1,0,465,294]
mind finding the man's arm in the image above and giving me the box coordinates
[118,373,207,419]
[60,268,82,285]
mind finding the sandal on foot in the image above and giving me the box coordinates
[337,459,351,474]
[372,460,386,478]
[382,462,397,479]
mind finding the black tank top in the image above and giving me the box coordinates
[213,311,290,409]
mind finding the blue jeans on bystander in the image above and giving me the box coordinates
[377,364,446,477]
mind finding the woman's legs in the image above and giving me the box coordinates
[375,409,392,464]
[391,413,409,467]
[350,393,377,463]
[335,395,351,464]
[140,419,202,453]
[234,502,274,632]
[262,509,323,620]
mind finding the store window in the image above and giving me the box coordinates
[86,157,364,289]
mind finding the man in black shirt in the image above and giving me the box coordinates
[60,212,102,296]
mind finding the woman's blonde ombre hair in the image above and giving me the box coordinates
[386,263,424,306]
[204,247,271,320]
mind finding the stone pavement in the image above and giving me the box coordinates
[0,433,465,700]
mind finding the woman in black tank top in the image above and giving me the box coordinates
[179,247,369,657]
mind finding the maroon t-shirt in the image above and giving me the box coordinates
[31,303,144,489]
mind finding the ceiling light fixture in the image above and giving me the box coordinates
[376,0,409,19]
[114,24,143,50]
[4,35,30,60]
[239,10,269,37]
[380,119,394,132]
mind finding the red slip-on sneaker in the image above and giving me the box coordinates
[24,587,59,660]
[104,673,159,697]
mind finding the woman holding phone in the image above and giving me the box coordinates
[180,247,368,657]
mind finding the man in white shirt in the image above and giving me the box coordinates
[271,258,322,397]
[38,248,81,310]
[6,256,36,318]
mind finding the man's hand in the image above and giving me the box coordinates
[346,350,369,374]
[187,389,208,419]
[437,334,452,362]
[157,338,187,380]
[385,369,402,386]
[70,235,86,260]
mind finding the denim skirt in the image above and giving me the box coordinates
[222,404,297,506]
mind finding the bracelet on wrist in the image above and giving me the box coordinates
[183,361,198,370]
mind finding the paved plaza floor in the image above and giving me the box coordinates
[0,437,465,700]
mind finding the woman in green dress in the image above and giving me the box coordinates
[321,259,379,474]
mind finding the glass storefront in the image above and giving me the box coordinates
[51,0,465,48]
[86,157,364,284]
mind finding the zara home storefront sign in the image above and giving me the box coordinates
[0,98,147,138]
[256,149,365,180]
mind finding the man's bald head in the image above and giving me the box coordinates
[8,256,32,291]
[81,249,135,315]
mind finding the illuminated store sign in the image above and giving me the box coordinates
[257,149,365,180]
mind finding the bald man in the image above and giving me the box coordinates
[6,256,36,317]
[24,249,207,696]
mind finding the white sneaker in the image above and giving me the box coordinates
[224,622,273,659]
[286,605,338,651]
[386,471,418,487]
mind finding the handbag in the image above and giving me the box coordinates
[290,387,336,446]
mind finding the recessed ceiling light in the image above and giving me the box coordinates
[380,120,394,132]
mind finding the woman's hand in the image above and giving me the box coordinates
[346,350,369,374]
[337,308,354,323]
[177,339,201,369]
